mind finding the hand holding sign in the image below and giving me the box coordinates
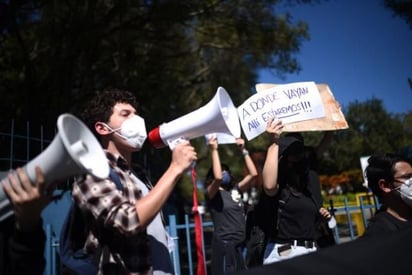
[255,82,349,133]
[237,82,326,140]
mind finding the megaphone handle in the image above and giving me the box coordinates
[169,137,197,168]
[0,169,40,222]
[167,137,188,150]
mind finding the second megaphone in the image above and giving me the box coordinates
[148,87,241,148]
[0,113,110,222]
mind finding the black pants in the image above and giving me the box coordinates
[211,238,246,275]
[245,225,266,267]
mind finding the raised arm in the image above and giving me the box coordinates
[205,136,223,199]
[262,118,283,197]
[2,167,52,275]
[2,167,52,231]
[236,138,258,193]
[135,140,197,226]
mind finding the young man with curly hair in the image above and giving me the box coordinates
[70,89,197,274]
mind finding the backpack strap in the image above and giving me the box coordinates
[109,168,124,192]
[276,186,292,231]
[59,201,99,274]
[276,181,322,231]
[59,168,125,274]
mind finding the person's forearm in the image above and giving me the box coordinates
[262,142,280,196]
[135,164,183,226]
[211,148,222,180]
[207,148,222,198]
[244,152,258,177]
[238,150,258,192]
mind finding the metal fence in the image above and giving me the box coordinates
[40,194,378,275]
[0,120,53,171]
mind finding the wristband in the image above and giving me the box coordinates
[269,134,280,144]
[242,149,249,156]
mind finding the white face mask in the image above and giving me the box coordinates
[104,115,147,149]
[394,178,412,208]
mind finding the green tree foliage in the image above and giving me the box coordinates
[1,1,410,205]
[384,0,412,97]
[318,99,408,174]
[384,0,412,29]
[397,110,412,161]
[0,0,309,133]
[0,0,314,203]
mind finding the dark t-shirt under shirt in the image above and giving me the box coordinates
[362,209,412,238]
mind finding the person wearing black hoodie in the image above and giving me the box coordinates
[261,118,332,264]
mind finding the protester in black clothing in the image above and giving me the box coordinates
[0,167,52,275]
[363,153,412,237]
[233,225,412,275]
[244,131,335,267]
[284,132,337,248]
[205,136,257,275]
[261,118,332,264]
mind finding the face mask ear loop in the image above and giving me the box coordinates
[391,180,406,195]
[390,177,401,191]
[100,122,128,142]
[392,185,401,193]
[395,179,412,190]
[101,122,120,134]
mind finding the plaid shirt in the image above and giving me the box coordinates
[72,152,152,274]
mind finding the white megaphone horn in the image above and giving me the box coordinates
[0,113,110,222]
[148,87,241,149]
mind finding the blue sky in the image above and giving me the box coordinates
[258,0,412,114]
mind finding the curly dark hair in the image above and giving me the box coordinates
[365,153,411,200]
[81,89,139,137]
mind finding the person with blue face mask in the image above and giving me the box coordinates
[363,153,412,237]
[204,136,258,275]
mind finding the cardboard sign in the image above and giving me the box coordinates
[237,81,326,140]
[255,82,349,133]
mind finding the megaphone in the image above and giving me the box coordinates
[205,133,237,144]
[0,113,110,222]
[148,87,241,149]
